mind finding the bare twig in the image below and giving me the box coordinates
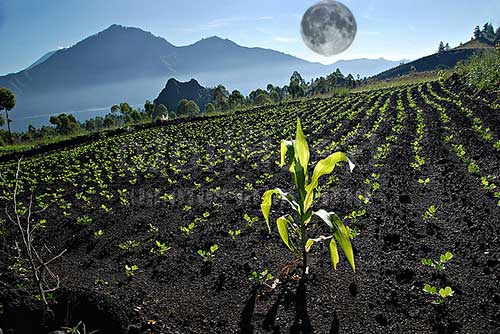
[1,159,67,311]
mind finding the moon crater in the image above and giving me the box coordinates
[301,0,357,56]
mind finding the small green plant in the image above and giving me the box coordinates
[494,140,500,151]
[481,176,496,191]
[423,284,454,304]
[93,229,104,238]
[125,264,138,277]
[62,320,99,334]
[261,119,356,275]
[228,229,241,240]
[243,213,258,228]
[118,240,140,250]
[494,192,500,206]
[76,215,93,225]
[358,194,369,205]
[150,240,170,255]
[423,205,437,220]
[345,209,366,224]
[468,161,480,174]
[179,222,196,237]
[148,223,159,234]
[421,251,453,272]
[418,178,430,186]
[160,193,174,202]
[249,269,274,288]
[197,244,219,263]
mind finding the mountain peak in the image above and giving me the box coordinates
[193,36,237,47]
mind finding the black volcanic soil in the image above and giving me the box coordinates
[0,79,499,334]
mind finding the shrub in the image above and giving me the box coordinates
[457,46,500,91]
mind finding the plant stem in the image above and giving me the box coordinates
[5,110,13,145]
[300,218,308,278]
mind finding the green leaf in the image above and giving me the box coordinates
[439,286,454,298]
[261,189,279,232]
[305,239,315,252]
[280,140,294,168]
[305,235,331,252]
[421,258,433,266]
[423,284,437,295]
[294,119,310,176]
[210,244,219,253]
[304,153,354,211]
[329,238,339,269]
[276,215,297,254]
[440,251,453,263]
[314,210,355,272]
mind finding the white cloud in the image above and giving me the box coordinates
[273,36,299,43]
[179,16,273,33]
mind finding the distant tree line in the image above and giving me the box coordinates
[0,66,364,146]
[473,22,500,44]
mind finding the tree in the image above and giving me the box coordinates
[438,41,445,53]
[255,93,272,106]
[103,116,114,128]
[156,104,169,120]
[266,84,274,92]
[144,100,154,118]
[249,89,268,102]
[205,103,216,114]
[176,99,200,116]
[213,85,229,111]
[445,43,451,51]
[111,104,120,113]
[228,90,244,108]
[483,23,495,40]
[270,90,280,103]
[495,28,500,43]
[474,25,482,39]
[49,113,79,135]
[0,88,16,144]
[85,119,97,132]
[119,102,132,115]
[289,71,306,98]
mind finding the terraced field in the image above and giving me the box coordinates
[0,78,499,333]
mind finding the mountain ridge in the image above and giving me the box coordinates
[0,24,404,130]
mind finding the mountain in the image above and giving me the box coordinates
[0,24,403,130]
[153,78,212,113]
[25,50,58,71]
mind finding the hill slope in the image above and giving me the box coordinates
[372,49,482,80]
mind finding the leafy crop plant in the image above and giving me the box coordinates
[261,119,356,277]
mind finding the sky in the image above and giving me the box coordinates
[0,0,499,75]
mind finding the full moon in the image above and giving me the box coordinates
[301,0,357,56]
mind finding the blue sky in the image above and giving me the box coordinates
[0,0,498,75]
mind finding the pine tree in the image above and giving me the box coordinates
[474,26,481,39]
[438,41,445,53]
[483,23,495,40]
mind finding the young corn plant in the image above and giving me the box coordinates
[261,119,356,276]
